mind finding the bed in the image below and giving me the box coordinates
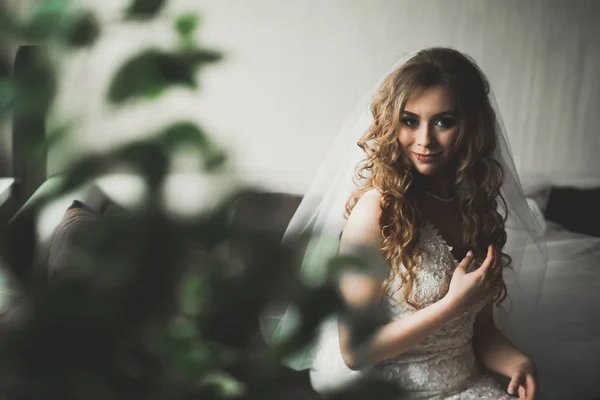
[523,218,600,400]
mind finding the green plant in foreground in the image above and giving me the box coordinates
[0,1,402,398]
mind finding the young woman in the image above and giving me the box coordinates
[269,48,545,400]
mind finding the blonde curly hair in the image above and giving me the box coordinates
[345,47,511,310]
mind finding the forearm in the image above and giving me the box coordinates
[340,296,458,369]
[473,327,530,377]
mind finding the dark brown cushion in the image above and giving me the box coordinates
[232,190,302,241]
[47,200,101,278]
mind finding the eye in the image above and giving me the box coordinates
[401,117,419,128]
[435,117,457,129]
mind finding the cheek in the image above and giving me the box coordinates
[438,130,461,166]
[397,129,412,149]
[440,129,460,152]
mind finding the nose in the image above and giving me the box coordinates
[415,123,435,150]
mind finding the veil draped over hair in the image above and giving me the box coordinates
[261,49,548,371]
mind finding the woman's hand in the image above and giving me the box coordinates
[445,244,501,315]
[507,359,539,400]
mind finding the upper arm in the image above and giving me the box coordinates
[337,190,388,369]
[473,303,496,338]
[337,189,387,311]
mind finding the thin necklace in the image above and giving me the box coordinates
[423,190,454,203]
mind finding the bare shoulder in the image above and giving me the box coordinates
[338,189,387,308]
[341,188,383,245]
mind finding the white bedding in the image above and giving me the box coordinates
[522,220,600,400]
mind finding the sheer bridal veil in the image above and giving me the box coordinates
[261,49,548,371]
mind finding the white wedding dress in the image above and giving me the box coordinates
[309,222,518,400]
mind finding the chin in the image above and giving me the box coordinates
[413,164,440,176]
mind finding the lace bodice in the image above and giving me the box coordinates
[384,222,489,351]
[388,222,461,311]
[310,222,516,399]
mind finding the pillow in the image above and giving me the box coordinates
[1,199,103,324]
[526,198,547,233]
[520,175,552,213]
[544,186,600,237]
[47,200,101,278]
[525,188,551,215]
[46,184,130,278]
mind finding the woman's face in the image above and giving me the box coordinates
[397,85,460,176]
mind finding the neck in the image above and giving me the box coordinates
[416,172,453,198]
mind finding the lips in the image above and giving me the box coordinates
[413,152,441,162]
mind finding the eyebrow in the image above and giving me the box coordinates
[401,110,456,119]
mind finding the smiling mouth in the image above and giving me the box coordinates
[413,152,441,162]
[413,152,441,157]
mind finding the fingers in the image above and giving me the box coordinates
[490,248,504,291]
[525,374,538,400]
[455,250,474,273]
[489,251,503,283]
[518,385,526,400]
[508,372,537,400]
[476,245,495,279]
[492,247,499,268]
[493,248,502,272]
[458,245,504,297]
[507,372,523,396]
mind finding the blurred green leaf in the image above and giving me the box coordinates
[114,141,169,190]
[0,54,9,79]
[180,48,222,68]
[159,121,208,148]
[126,0,166,19]
[179,271,207,316]
[342,306,389,350]
[160,325,214,382]
[45,119,78,149]
[181,196,235,250]
[64,12,100,48]
[175,13,198,39]
[0,1,97,49]
[23,0,71,41]
[0,56,11,115]
[0,79,16,116]
[0,10,20,36]
[0,3,400,399]
[199,372,246,398]
[54,141,168,199]
[0,55,15,116]
[160,121,227,171]
[1,209,37,287]
[168,316,198,339]
[276,284,343,357]
[58,154,110,195]
[108,50,179,103]
[10,48,56,119]
[33,0,72,15]
[107,49,222,104]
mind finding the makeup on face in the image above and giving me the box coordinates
[400,110,457,164]
[400,111,458,132]
[397,86,460,174]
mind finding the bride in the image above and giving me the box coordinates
[266,48,545,400]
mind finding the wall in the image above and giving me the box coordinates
[43,0,600,193]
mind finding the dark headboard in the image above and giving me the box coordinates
[545,186,600,237]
